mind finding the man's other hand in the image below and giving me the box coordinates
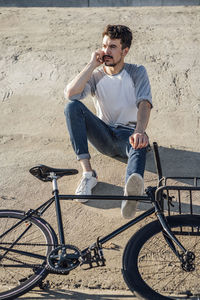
[129,132,149,149]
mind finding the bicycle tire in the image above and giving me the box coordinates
[122,214,200,300]
[0,210,57,300]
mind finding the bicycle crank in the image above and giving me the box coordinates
[47,244,81,274]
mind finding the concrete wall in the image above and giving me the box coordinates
[0,0,200,7]
[89,0,200,6]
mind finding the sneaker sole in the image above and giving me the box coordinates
[121,173,144,219]
[74,198,89,203]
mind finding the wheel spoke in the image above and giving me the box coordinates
[0,210,54,299]
[123,215,200,299]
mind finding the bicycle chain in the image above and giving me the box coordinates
[0,243,81,274]
[0,242,51,269]
[0,242,55,246]
[0,253,45,270]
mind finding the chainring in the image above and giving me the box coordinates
[47,244,81,274]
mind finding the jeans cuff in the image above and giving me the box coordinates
[77,153,91,161]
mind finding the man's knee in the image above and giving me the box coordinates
[64,100,85,117]
[128,146,147,159]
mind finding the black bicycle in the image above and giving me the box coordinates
[1,142,200,300]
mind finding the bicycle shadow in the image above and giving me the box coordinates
[20,287,200,300]
[87,145,200,212]
[21,288,136,299]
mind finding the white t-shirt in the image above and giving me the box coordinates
[66,63,152,128]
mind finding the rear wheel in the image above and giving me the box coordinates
[122,215,200,300]
[0,210,56,300]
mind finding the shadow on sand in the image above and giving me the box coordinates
[21,288,135,299]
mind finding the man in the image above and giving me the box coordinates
[64,24,152,219]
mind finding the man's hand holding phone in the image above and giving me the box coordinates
[90,50,105,68]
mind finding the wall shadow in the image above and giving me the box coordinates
[145,145,200,178]
[87,145,200,212]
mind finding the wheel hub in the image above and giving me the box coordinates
[181,251,195,272]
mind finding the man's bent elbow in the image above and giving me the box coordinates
[64,85,73,100]
[64,86,82,101]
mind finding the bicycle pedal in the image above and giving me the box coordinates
[81,246,106,269]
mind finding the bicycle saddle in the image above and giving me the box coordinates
[29,164,78,182]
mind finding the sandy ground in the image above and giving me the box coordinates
[0,5,200,299]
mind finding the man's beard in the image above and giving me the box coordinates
[104,54,123,67]
[105,62,116,67]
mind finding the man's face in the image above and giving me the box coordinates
[102,35,128,67]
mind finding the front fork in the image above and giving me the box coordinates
[154,202,195,271]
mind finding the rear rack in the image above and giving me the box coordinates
[163,176,200,187]
[156,179,200,216]
[152,143,200,216]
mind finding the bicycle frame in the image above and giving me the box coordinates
[36,186,156,248]
[7,174,187,265]
[0,142,195,270]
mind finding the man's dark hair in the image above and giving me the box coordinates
[102,25,133,49]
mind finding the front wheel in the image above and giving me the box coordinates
[0,210,57,300]
[122,214,200,300]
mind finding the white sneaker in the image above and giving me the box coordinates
[121,173,144,219]
[75,170,98,203]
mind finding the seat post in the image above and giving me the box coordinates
[51,173,65,246]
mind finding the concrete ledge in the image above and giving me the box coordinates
[0,0,88,7]
[0,0,199,7]
[90,0,200,6]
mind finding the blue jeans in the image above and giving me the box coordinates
[64,100,147,183]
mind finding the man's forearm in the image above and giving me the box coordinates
[65,62,95,98]
[135,100,151,133]
[65,50,104,99]
[129,100,151,149]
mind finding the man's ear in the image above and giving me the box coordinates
[122,47,129,57]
